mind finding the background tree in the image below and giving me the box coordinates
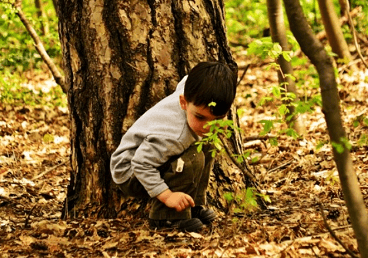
[266,0,306,135]
[317,0,353,63]
[283,0,368,256]
[35,0,49,35]
[13,0,66,91]
[57,0,251,218]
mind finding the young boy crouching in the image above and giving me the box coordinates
[110,62,237,232]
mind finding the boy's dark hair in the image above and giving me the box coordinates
[184,61,237,116]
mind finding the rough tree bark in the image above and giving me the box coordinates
[58,0,248,219]
[266,0,306,135]
[283,0,368,256]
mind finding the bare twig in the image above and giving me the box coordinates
[237,64,250,86]
[25,204,37,228]
[344,1,368,69]
[267,159,293,173]
[243,134,278,142]
[219,134,256,182]
[317,200,359,258]
[13,0,67,92]
[32,159,68,180]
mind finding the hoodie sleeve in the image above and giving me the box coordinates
[131,134,185,198]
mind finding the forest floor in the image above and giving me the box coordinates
[1,49,368,257]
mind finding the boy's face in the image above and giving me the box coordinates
[179,95,226,137]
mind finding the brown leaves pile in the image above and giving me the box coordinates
[1,64,368,257]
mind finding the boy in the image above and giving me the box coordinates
[110,62,237,232]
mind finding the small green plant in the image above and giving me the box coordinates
[325,170,339,186]
[195,118,235,157]
[352,115,368,147]
[224,187,271,214]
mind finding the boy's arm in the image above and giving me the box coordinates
[132,135,197,211]
[157,189,195,212]
[131,136,190,194]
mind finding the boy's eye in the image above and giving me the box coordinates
[195,115,205,121]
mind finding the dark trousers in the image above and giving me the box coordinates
[118,144,214,220]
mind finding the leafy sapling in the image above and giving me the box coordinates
[195,118,235,157]
[224,187,271,215]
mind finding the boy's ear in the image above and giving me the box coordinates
[179,94,187,111]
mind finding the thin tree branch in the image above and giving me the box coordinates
[236,64,250,86]
[317,200,359,258]
[32,159,68,180]
[14,0,67,93]
[219,134,257,182]
[344,1,368,69]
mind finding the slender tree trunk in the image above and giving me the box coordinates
[266,0,306,135]
[58,0,245,219]
[317,0,353,62]
[35,0,49,35]
[338,0,349,16]
[283,0,368,256]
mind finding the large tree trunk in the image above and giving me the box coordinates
[283,0,368,256]
[266,0,306,135]
[58,0,244,219]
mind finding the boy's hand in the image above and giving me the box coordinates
[157,189,195,212]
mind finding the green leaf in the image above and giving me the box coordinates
[278,104,288,116]
[364,117,368,126]
[214,141,222,151]
[211,149,217,158]
[224,192,234,202]
[196,143,202,153]
[284,73,296,81]
[43,134,54,143]
[282,51,292,62]
[272,86,281,98]
[353,120,359,127]
[285,128,299,139]
[236,155,244,163]
[237,108,245,117]
[263,195,271,203]
[259,96,274,106]
[259,120,274,135]
[340,137,352,151]
[242,151,251,159]
[316,141,326,150]
[331,142,344,154]
[273,43,282,53]
[269,137,278,146]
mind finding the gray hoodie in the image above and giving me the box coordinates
[110,76,199,198]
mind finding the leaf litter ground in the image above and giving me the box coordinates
[0,60,368,257]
